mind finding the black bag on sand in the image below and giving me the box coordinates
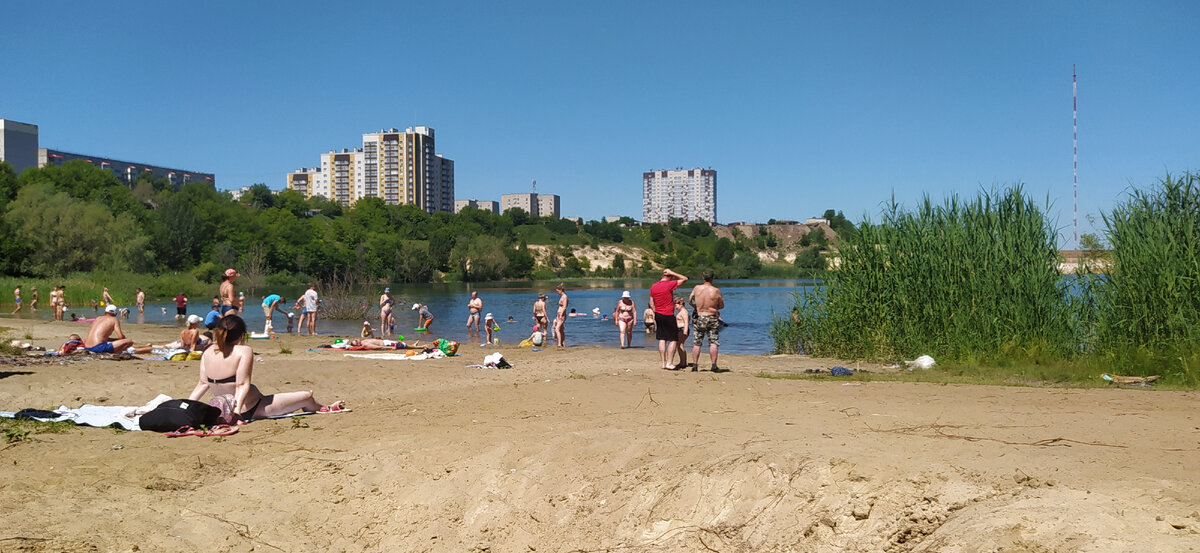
[139,399,221,432]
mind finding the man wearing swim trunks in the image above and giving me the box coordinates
[135,288,145,314]
[30,287,38,310]
[533,293,549,331]
[11,285,21,315]
[688,269,726,372]
[219,268,239,315]
[84,305,134,354]
[466,291,482,333]
[301,284,319,335]
[650,268,688,370]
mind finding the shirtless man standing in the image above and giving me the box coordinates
[688,269,726,372]
[466,291,482,333]
[219,268,239,315]
[30,287,38,310]
[11,286,21,315]
[102,287,115,307]
[83,305,134,354]
[553,283,568,347]
[135,288,145,314]
[532,293,549,332]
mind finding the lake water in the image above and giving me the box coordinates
[4,279,819,355]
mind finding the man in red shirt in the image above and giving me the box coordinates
[174,291,188,320]
[649,268,688,370]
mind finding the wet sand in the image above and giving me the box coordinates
[2,320,1198,552]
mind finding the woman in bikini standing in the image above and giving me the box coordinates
[613,290,637,349]
[187,315,345,421]
[379,288,394,338]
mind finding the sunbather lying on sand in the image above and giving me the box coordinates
[346,338,428,350]
[188,315,346,421]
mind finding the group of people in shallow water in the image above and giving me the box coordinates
[24,267,729,422]
[400,272,726,371]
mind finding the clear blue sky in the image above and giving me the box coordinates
[3,1,1197,244]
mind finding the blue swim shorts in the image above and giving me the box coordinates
[86,342,115,354]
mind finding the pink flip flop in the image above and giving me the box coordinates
[317,402,350,414]
[195,425,239,437]
[165,426,197,437]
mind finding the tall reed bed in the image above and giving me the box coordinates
[1092,172,1200,384]
[776,187,1078,361]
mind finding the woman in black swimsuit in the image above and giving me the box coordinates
[187,315,345,421]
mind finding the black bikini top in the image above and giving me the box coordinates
[207,374,236,384]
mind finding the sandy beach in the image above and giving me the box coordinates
[2,319,1198,552]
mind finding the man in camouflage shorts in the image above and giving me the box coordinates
[688,269,727,372]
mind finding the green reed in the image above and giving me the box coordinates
[1091,172,1200,384]
[775,186,1079,362]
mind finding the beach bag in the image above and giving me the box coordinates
[208,393,240,425]
[139,399,221,432]
[436,339,459,356]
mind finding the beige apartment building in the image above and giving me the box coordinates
[500,192,560,218]
[287,126,454,212]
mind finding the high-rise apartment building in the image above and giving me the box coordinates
[287,126,454,212]
[642,168,717,224]
[0,119,39,174]
[501,192,560,218]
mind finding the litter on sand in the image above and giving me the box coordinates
[905,355,936,370]
[1101,373,1160,386]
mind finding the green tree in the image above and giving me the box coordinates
[794,248,825,271]
[504,207,530,226]
[0,162,24,274]
[713,237,735,264]
[451,235,510,282]
[504,241,536,279]
[243,183,276,210]
[4,183,151,275]
[429,229,456,270]
[730,251,763,278]
[612,253,626,276]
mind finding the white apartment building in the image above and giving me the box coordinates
[642,168,717,224]
[287,126,454,212]
[501,192,560,218]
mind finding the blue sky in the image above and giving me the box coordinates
[3,1,1197,244]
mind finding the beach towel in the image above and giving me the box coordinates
[344,350,447,361]
[2,405,142,431]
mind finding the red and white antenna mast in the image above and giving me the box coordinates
[1073,64,1078,250]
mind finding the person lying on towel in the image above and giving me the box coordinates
[188,315,346,421]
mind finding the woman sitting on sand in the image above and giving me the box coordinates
[187,315,346,421]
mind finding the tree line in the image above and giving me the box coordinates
[0,160,843,286]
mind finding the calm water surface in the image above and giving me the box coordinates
[5,279,819,355]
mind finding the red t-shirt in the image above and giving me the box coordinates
[649,280,679,316]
